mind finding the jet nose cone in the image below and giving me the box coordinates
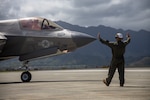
[71,31,96,48]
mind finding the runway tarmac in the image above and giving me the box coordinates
[0,68,150,100]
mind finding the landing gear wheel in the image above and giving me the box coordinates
[21,71,32,82]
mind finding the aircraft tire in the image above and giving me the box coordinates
[21,71,32,82]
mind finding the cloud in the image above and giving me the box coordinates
[0,0,20,19]
[0,0,150,31]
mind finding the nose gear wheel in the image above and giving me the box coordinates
[21,71,32,82]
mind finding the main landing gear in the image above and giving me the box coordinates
[20,61,32,82]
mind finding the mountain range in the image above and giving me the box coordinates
[0,21,150,70]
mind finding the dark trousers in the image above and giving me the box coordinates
[106,58,125,86]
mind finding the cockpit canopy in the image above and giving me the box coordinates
[19,17,63,31]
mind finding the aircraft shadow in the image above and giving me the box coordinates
[0,80,101,85]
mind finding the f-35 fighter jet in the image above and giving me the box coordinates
[0,17,95,82]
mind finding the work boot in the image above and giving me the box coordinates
[103,79,109,86]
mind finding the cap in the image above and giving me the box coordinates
[115,33,123,39]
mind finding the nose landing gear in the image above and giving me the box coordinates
[21,71,32,82]
[20,61,32,82]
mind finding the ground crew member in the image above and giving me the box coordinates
[97,32,131,87]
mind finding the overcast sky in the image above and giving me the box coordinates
[0,0,150,31]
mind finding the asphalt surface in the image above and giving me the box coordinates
[0,68,150,100]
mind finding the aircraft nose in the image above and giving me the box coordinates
[71,31,96,48]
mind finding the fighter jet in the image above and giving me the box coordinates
[0,17,95,82]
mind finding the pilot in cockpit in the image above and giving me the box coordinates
[32,20,41,30]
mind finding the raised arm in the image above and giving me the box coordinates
[97,32,113,47]
[124,33,131,45]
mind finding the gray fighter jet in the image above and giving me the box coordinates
[0,17,95,82]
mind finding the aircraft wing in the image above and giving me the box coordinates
[0,33,7,53]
